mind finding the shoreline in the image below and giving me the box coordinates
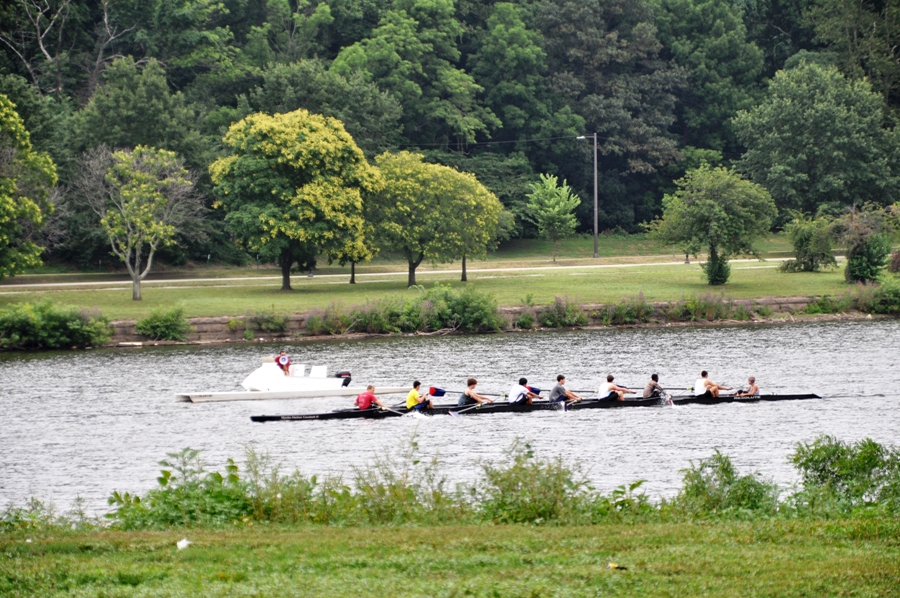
[104,296,885,349]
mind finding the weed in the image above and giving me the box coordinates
[134,307,191,341]
[538,296,588,327]
[0,301,111,350]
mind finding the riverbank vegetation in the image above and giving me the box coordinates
[3,436,900,596]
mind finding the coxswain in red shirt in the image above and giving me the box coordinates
[355,385,386,410]
[275,350,291,376]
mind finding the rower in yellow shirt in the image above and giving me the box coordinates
[405,380,434,411]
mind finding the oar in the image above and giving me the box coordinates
[448,402,486,418]
[378,404,411,417]
[429,386,504,397]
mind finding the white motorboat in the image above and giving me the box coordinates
[175,359,409,403]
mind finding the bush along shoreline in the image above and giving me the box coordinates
[3,435,899,531]
[2,283,900,350]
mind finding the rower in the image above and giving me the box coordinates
[275,350,291,376]
[694,371,731,398]
[406,380,433,410]
[549,374,584,403]
[598,375,633,401]
[735,377,759,397]
[458,378,494,406]
[355,385,386,410]
[643,374,665,399]
[507,378,541,404]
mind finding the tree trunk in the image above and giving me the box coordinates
[280,248,293,291]
[461,254,467,282]
[408,260,417,287]
[350,261,356,284]
[132,278,142,301]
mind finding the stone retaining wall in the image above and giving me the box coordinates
[110,296,814,345]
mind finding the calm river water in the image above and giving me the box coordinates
[2,319,899,514]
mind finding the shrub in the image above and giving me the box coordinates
[538,296,588,327]
[732,303,751,320]
[685,292,729,321]
[790,435,900,515]
[0,300,112,350]
[226,317,243,332]
[304,304,352,335]
[421,284,503,332]
[248,310,289,333]
[674,450,779,518]
[702,255,731,285]
[804,295,851,315]
[135,307,192,341]
[755,304,774,317]
[477,441,588,524]
[872,281,900,314]
[845,234,892,283]
[515,310,536,329]
[848,282,879,312]
[780,215,837,273]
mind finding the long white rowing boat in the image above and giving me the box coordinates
[175,359,408,403]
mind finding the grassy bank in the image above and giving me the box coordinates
[3,520,899,597]
[0,260,862,321]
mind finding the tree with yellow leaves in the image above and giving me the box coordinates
[368,152,502,287]
[210,109,381,290]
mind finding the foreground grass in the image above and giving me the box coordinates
[0,260,864,321]
[3,520,899,597]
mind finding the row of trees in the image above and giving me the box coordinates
[2,0,900,272]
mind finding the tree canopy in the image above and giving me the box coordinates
[0,93,56,280]
[368,151,501,287]
[650,165,777,284]
[210,108,381,290]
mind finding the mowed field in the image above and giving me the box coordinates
[3,521,899,597]
[0,234,874,320]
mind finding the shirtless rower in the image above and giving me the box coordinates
[458,378,494,406]
[643,374,665,399]
[598,375,633,401]
[694,371,731,398]
[549,375,584,403]
[735,377,759,397]
[508,378,541,404]
[355,385,386,410]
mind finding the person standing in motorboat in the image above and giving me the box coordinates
[458,378,494,406]
[356,385,386,410]
[275,350,291,376]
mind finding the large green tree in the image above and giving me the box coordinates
[650,0,765,152]
[210,109,381,291]
[649,165,777,285]
[247,60,402,155]
[734,63,899,217]
[331,0,499,144]
[368,151,502,287]
[0,93,57,280]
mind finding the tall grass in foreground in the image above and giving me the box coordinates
[4,435,900,532]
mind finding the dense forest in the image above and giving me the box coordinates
[1,0,899,269]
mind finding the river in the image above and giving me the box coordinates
[1,319,898,515]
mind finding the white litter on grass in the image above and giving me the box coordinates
[176,538,191,550]
[25,538,32,543]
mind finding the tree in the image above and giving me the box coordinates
[368,151,501,287]
[331,0,499,144]
[734,63,899,218]
[780,213,837,272]
[71,58,208,171]
[649,165,777,285]
[832,204,894,283]
[649,0,765,152]
[247,60,402,156]
[524,174,579,262]
[81,145,200,300]
[0,93,57,280]
[210,109,381,291]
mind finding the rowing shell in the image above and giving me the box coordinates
[249,393,821,422]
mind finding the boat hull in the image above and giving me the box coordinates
[249,393,822,421]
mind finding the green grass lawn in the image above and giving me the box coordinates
[3,520,899,597]
[0,259,859,320]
